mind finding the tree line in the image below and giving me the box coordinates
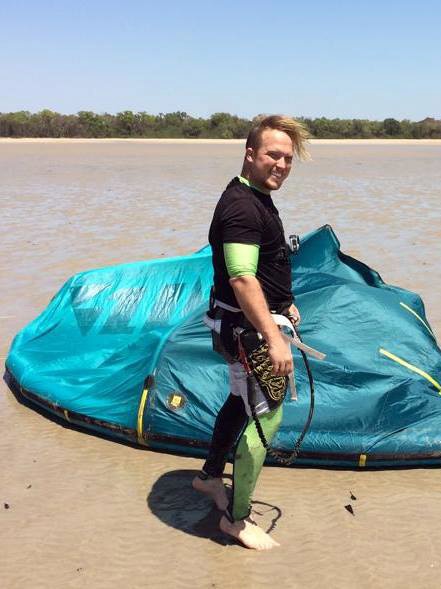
[1,110,440,139]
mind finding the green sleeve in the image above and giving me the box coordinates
[223,243,259,278]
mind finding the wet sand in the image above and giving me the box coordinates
[1,140,441,588]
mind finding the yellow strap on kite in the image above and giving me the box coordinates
[379,348,441,393]
[399,302,435,338]
[358,454,367,467]
[137,383,150,445]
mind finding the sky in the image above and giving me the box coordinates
[1,0,440,120]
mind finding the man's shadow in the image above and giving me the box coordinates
[146,469,282,547]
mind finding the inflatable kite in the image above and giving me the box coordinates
[4,225,441,467]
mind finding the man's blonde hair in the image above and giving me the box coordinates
[246,114,310,160]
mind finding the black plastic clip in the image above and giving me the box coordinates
[288,234,300,255]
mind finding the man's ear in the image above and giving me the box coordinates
[245,147,255,163]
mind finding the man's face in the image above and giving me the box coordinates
[245,128,294,193]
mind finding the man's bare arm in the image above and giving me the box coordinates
[229,275,293,376]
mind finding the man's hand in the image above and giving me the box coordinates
[269,303,300,375]
[267,333,293,376]
[229,275,294,377]
[287,303,301,326]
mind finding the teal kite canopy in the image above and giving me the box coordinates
[5,225,441,467]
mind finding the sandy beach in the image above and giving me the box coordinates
[1,140,441,589]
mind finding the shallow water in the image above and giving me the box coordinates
[1,140,441,588]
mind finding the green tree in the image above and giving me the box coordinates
[77,111,110,137]
[0,111,32,136]
[183,117,204,138]
[34,109,59,137]
[209,112,250,139]
[399,119,413,139]
[116,110,137,136]
[383,118,401,136]
[419,117,441,138]
[136,111,156,136]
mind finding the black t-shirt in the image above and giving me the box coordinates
[209,177,293,312]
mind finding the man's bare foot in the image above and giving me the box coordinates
[219,514,280,550]
[192,475,229,511]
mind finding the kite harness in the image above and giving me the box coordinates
[237,319,325,466]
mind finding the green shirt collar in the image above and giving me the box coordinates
[237,175,270,195]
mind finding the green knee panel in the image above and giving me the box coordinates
[231,405,283,521]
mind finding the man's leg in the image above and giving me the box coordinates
[192,392,247,510]
[203,393,248,477]
[220,405,283,550]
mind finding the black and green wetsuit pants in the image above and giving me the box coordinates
[202,393,283,521]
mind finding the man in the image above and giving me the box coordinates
[193,115,309,550]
